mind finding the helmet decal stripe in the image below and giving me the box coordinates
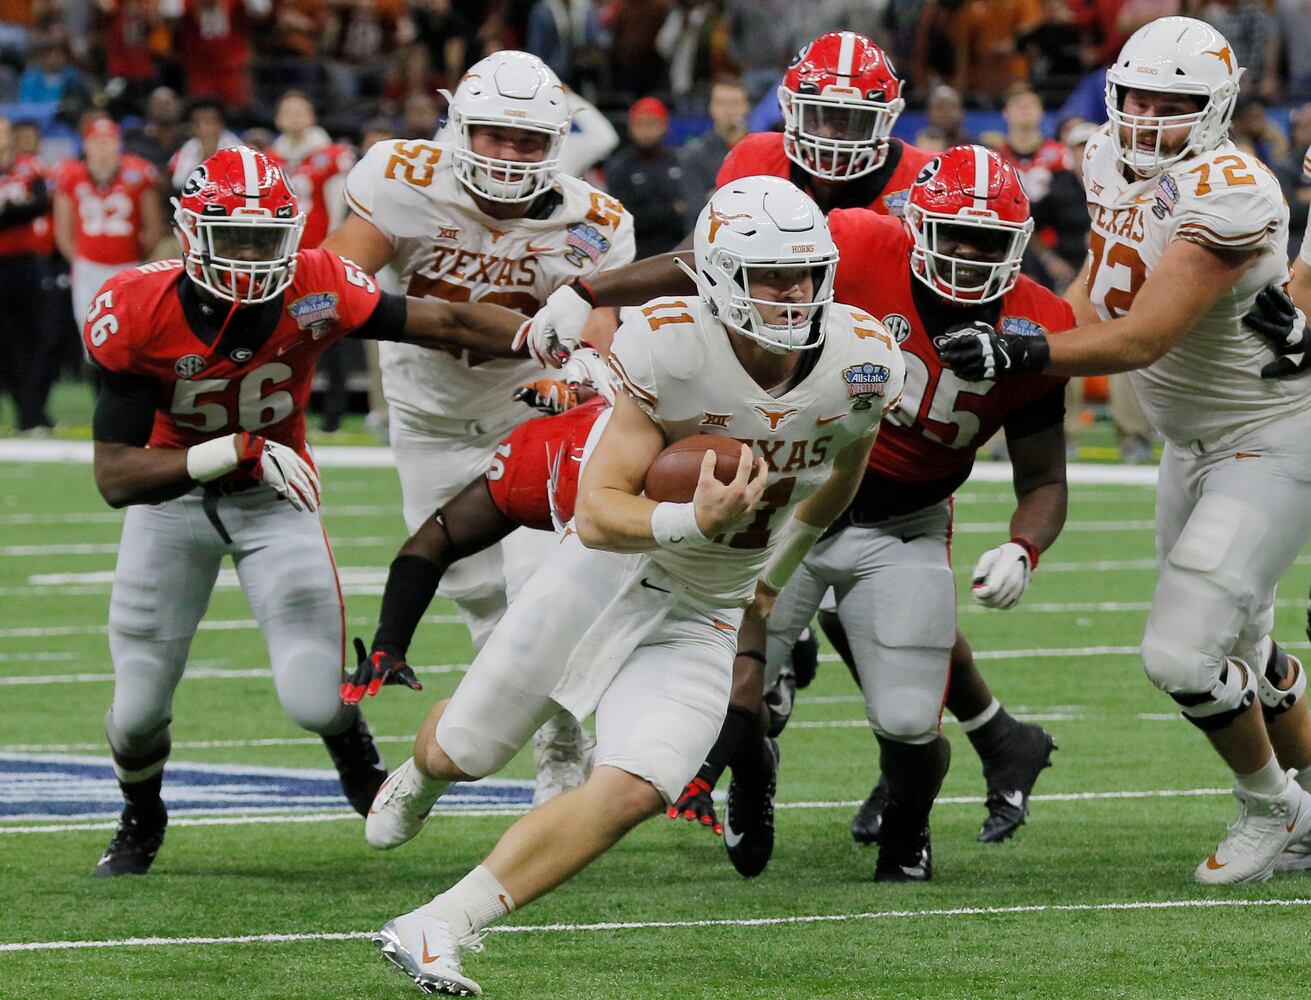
[837,31,856,77]
[240,145,260,211]
[971,145,989,211]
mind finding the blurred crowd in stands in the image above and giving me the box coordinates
[0,0,1309,451]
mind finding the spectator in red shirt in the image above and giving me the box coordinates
[163,0,272,112]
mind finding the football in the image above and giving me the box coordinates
[644,434,747,503]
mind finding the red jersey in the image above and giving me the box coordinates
[996,138,1073,204]
[83,249,382,481]
[289,144,356,249]
[0,153,48,256]
[56,154,158,265]
[828,209,1072,499]
[715,133,934,218]
[485,398,608,531]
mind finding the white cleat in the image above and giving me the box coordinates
[372,911,484,996]
[366,757,441,850]
[531,715,594,807]
[1195,774,1311,885]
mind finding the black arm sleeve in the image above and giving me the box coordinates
[0,178,50,231]
[92,367,158,446]
[349,291,409,342]
[1002,383,1066,441]
[373,554,445,656]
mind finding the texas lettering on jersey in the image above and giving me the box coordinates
[606,296,904,602]
[343,138,636,428]
[826,208,1072,485]
[82,248,381,478]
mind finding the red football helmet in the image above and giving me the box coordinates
[173,145,306,305]
[778,31,905,181]
[905,145,1034,305]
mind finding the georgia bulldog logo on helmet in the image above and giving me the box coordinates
[172,145,306,305]
[905,144,1034,305]
[778,31,905,181]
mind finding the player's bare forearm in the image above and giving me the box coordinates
[1062,258,1098,326]
[1289,257,1311,316]
[791,433,877,530]
[589,251,694,307]
[1046,240,1256,376]
[574,394,667,551]
[1007,422,1068,554]
[319,212,396,276]
[93,441,196,508]
[397,298,527,358]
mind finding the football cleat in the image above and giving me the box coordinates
[372,910,484,996]
[978,723,1057,843]
[531,716,594,806]
[851,776,890,845]
[874,805,932,882]
[1196,775,1311,885]
[366,757,441,850]
[93,801,167,877]
[791,626,819,689]
[723,737,779,878]
[667,776,722,836]
[764,663,797,738]
[323,711,388,817]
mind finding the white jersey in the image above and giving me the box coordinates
[1082,128,1304,446]
[344,139,636,430]
[607,298,905,603]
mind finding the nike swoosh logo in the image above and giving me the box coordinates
[1205,852,1225,871]
[640,577,671,593]
[277,344,295,356]
[723,823,744,848]
[1235,451,1260,460]
[1288,803,1301,833]
[525,243,554,254]
[1002,790,1024,809]
[421,932,439,965]
[815,412,846,426]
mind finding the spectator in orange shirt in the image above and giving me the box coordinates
[953,0,1042,104]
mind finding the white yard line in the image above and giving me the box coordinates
[3,895,1306,952]
[0,614,460,640]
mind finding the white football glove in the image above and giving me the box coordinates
[514,281,595,368]
[971,541,1035,610]
[244,436,321,513]
[562,346,616,404]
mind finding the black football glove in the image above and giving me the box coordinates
[340,637,423,704]
[666,776,722,836]
[1243,283,1310,379]
[937,320,1051,381]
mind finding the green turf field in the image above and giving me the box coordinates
[2,457,1310,999]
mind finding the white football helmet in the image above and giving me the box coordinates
[443,51,571,203]
[1104,16,1243,176]
[678,175,838,353]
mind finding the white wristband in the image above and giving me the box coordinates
[760,517,824,592]
[650,501,708,549]
[186,433,241,483]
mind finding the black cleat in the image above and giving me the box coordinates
[723,737,779,878]
[791,626,819,689]
[94,802,167,877]
[851,776,890,845]
[323,712,388,817]
[764,664,796,738]
[977,724,1056,843]
[874,805,932,882]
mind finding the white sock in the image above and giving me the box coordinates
[408,758,450,806]
[1237,754,1287,797]
[958,698,1001,734]
[418,865,515,937]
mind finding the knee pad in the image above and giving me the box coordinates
[869,690,945,745]
[1168,658,1257,731]
[274,649,351,734]
[1257,645,1306,721]
[434,714,522,780]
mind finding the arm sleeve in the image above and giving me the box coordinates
[92,366,158,446]
[1002,382,1066,441]
[347,290,408,342]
